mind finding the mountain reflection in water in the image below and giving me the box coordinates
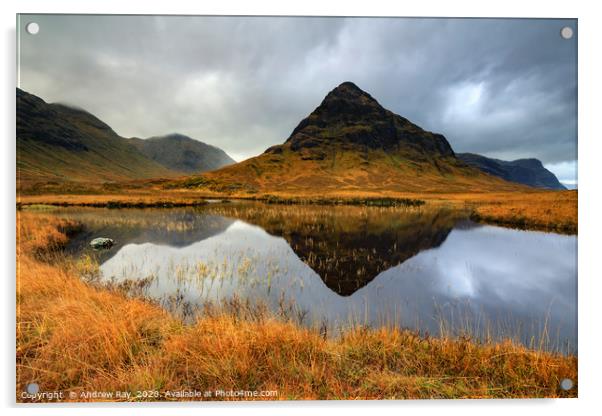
[203,204,461,295]
[58,203,576,353]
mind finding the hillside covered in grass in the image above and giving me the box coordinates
[16,89,235,190]
[17,89,179,186]
[169,82,528,196]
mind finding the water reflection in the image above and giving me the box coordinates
[59,204,576,353]
[64,209,235,263]
[204,204,461,295]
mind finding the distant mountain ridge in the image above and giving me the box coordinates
[129,134,235,174]
[457,153,566,190]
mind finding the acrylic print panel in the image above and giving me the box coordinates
[16,14,577,402]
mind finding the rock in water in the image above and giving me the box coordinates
[90,237,114,250]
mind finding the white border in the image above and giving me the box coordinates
[2,1,601,415]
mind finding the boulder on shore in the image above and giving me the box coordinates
[90,237,114,250]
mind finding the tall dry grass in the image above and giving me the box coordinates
[16,212,577,401]
[468,191,577,234]
[18,188,577,234]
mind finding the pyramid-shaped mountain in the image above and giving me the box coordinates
[174,82,523,195]
[266,81,454,158]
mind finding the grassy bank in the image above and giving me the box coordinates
[16,212,577,401]
[17,188,577,234]
[469,194,577,234]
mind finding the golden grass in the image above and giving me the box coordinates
[16,212,577,401]
[17,187,578,234]
[468,191,577,234]
[16,143,578,234]
[169,148,528,195]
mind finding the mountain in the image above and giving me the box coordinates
[267,81,455,158]
[129,133,235,174]
[174,82,523,195]
[457,153,566,190]
[16,88,179,187]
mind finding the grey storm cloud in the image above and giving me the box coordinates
[18,15,577,180]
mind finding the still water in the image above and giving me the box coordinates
[59,203,577,353]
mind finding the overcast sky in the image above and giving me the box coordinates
[18,15,577,185]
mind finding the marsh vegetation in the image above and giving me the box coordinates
[25,202,577,354]
[16,210,578,400]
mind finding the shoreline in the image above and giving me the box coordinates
[17,189,578,235]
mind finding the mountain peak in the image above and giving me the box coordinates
[328,81,371,97]
[150,133,191,142]
[269,82,455,158]
[511,158,544,169]
[319,81,381,111]
[336,81,362,89]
